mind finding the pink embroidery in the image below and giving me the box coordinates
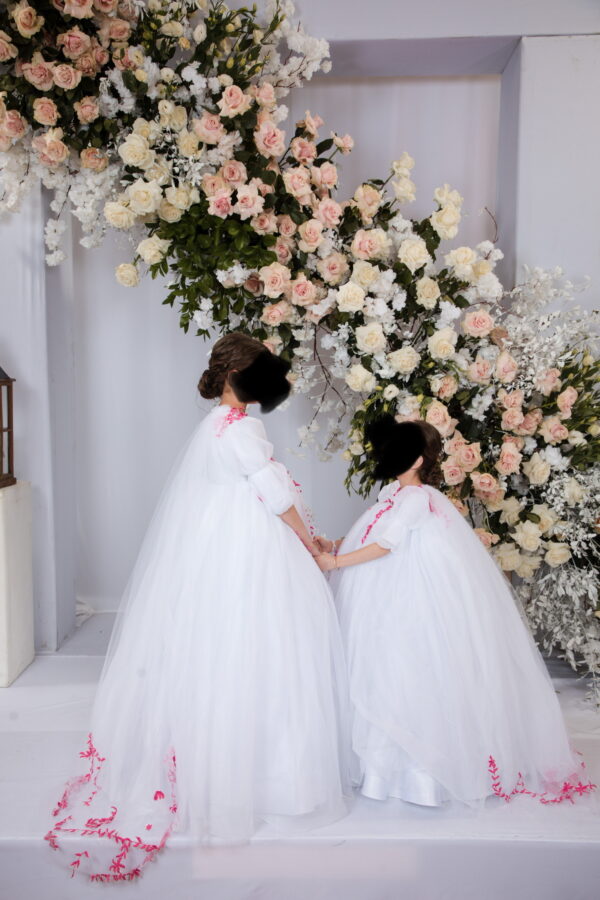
[361,485,402,545]
[45,733,178,883]
[419,484,451,525]
[488,755,596,805]
[216,406,247,437]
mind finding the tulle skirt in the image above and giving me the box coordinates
[46,449,350,881]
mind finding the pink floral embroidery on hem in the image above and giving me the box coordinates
[361,485,403,545]
[488,755,596,804]
[45,733,178,883]
[216,406,247,437]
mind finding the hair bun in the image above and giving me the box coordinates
[198,368,220,400]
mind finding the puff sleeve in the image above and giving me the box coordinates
[375,486,431,553]
[228,416,295,515]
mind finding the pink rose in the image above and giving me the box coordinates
[311,162,338,190]
[113,46,137,71]
[251,211,278,234]
[244,273,262,296]
[495,442,522,476]
[73,50,98,77]
[33,97,59,127]
[425,400,457,438]
[291,137,317,165]
[201,174,227,197]
[93,0,119,11]
[32,128,69,167]
[494,350,518,383]
[316,252,349,286]
[515,408,543,436]
[12,1,45,38]
[556,386,578,418]
[454,441,481,472]
[275,236,294,265]
[445,430,466,455]
[501,407,524,431]
[261,299,293,325]
[94,45,109,67]
[253,82,276,108]
[441,457,466,486]
[298,110,324,137]
[290,275,317,307]
[332,132,354,153]
[73,95,99,124]
[539,415,570,445]
[22,53,55,91]
[63,0,94,18]
[1,109,27,140]
[258,263,291,299]
[109,18,131,41]
[350,228,389,260]
[207,188,233,219]
[315,197,342,227]
[57,27,91,59]
[353,184,382,224]
[254,118,286,158]
[218,84,252,118]
[436,375,458,401]
[503,435,525,450]
[220,160,247,186]
[283,166,313,205]
[80,147,108,171]
[463,308,495,338]
[468,356,493,384]
[233,184,264,221]
[193,113,225,145]
[277,214,297,238]
[535,367,561,396]
[53,64,82,90]
[498,388,524,409]
[298,218,323,253]
[0,30,18,63]
[470,471,499,497]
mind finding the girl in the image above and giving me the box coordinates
[317,414,593,808]
[47,334,350,881]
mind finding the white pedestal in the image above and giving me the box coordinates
[0,482,34,687]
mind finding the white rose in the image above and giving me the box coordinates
[416,276,440,309]
[160,20,184,37]
[383,384,400,400]
[513,520,542,553]
[568,430,586,446]
[158,199,183,223]
[337,282,365,313]
[351,260,379,290]
[434,184,463,207]
[177,130,201,157]
[398,237,430,273]
[104,201,136,229]
[428,327,458,360]
[115,263,139,287]
[345,364,377,393]
[160,67,175,83]
[136,235,170,265]
[193,22,207,42]
[530,503,557,534]
[165,184,198,210]
[544,542,571,567]
[356,322,387,355]
[564,477,584,506]
[126,179,163,215]
[515,554,541,579]
[444,246,477,280]
[392,152,414,175]
[430,203,461,240]
[388,345,420,375]
[522,452,551,485]
[118,133,155,169]
[493,542,521,572]
[499,497,522,526]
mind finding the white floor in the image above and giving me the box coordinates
[1,615,599,900]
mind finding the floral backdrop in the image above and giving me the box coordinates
[0,0,599,691]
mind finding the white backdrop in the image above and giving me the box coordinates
[72,75,501,612]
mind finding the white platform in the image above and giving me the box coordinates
[1,615,599,900]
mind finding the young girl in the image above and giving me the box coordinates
[47,334,350,881]
[317,415,593,808]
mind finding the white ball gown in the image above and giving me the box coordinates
[46,405,351,881]
[333,482,594,808]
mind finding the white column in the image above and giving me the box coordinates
[0,481,34,686]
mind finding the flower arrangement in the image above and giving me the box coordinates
[0,0,598,690]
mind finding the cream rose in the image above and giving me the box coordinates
[388,345,421,375]
[234,184,264,221]
[428,327,457,361]
[178,130,201,157]
[383,384,400,401]
[136,235,170,265]
[104,201,136,229]
[345,364,377,393]
[444,246,476,280]
[564,477,584,506]
[353,183,382,223]
[494,542,521,572]
[126,178,163,215]
[414,276,440,309]
[356,322,386,355]
[158,200,183,223]
[522,452,551,485]
[515,554,541,579]
[500,497,522,526]
[430,203,461,240]
[337,282,365,313]
[115,263,139,287]
[398,237,430,273]
[434,184,463,207]
[530,504,557,534]
[544,543,571,568]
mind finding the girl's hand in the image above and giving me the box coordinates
[314,535,334,553]
[316,552,337,572]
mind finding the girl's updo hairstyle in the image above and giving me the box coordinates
[198,332,266,400]
[413,420,443,488]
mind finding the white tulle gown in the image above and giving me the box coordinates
[46,405,351,881]
[332,482,594,809]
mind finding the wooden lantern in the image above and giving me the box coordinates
[0,367,15,489]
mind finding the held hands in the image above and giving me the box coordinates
[316,552,338,572]
[314,535,334,553]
